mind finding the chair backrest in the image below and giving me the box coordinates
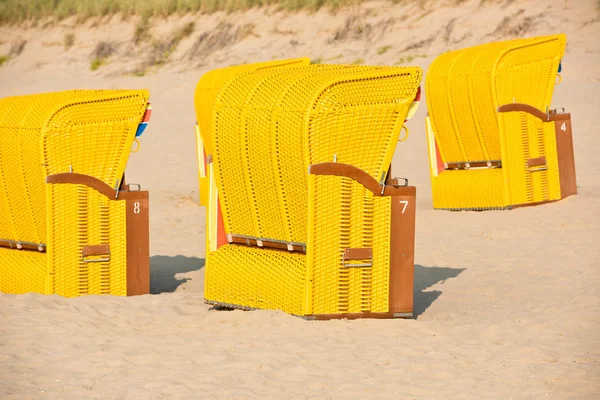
[426,34,566,164]
[194,58,310,156]
[0,90,150,247]
[210,64,422,245]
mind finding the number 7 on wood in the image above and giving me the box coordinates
[399,200,408,214]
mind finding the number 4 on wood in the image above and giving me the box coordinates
[561,122,567,132]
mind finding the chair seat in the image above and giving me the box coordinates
[205,245,306,315]
[0,248,46,294]
[432,168,505,210]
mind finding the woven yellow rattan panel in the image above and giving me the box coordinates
[0,90,149,247]
[426,34,565,165]
[194,58,309,156]
[212,64,422,244]
[498,114,561,206]
[193,59,309,208]
[431,168,506,210]
[42,90,150,190]
[205,245,306,315]
[495,37,565,205]
[494,36,565,113]
[0,248,47,294]
[47,183,127,297]
[307,175,391,315]
[427,41,508,163]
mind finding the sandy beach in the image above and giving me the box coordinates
[0,0,599,398]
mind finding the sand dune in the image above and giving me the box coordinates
[1,0,599,398]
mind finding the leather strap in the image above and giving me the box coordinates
[309,163,416,197]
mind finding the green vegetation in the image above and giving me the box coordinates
[89,41,115,70]
[377,45,391,55]
[310,56,323,64]
[90,58,105,70]
[0,0,353,24]
[0,55,9,66]
[351,57,364,65]
[395,53,427,65]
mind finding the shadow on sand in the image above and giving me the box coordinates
[150,255,205,294]
[148,257,464,317]
[414,264,464,318]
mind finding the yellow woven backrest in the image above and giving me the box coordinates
[194,58,310,155]
[0,90,150,247]
[211,64,422,244]
[426,34,566,164]
[193,58,309,208]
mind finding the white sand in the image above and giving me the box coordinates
[1,0,599,398]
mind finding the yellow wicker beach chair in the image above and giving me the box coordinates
[194,62,423,319]
[194,58,310,207]
[0,90,151,297]
[425,34,576,210]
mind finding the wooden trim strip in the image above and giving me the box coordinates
[446,160,502,170]
[126,194,150,296]
[304,312,413,320]
[497,103,548,122]
[309,163,416,197]
[554,115,577,198]
[0,240,46,252]
[46,173,147,200]
[389,189,416,315]
[228,235,306,253]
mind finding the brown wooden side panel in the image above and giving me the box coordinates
[125,192,150,296]
[554,115,577,199]
[389,188,416,316]
[305,312,409,320]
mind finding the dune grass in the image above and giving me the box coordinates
[89,58,105,71]
[0,0,367,24]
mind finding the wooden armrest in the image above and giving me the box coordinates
[497,103,570,122]
[46,173,146,200]
[308,162,415,197]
